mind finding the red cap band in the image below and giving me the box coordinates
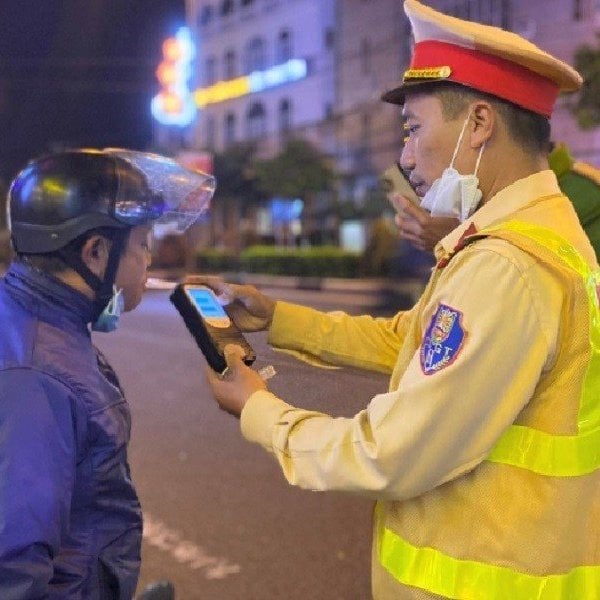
[408,41,558,117]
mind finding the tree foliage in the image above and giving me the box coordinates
[570,33,600,130]
[253,138,335,199]
[212,142,262,204]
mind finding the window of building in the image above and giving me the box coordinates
[205,115,216,149]
[324,27,335,50]
[245,37,266,73]
[277,29,292,63]
[361,113,371,147]
[445,0,511,27]
[224,112,236,146]
[402,20,413,63]
[573,0,583,20]
[279,98,292,132]
[224,49,236,79]
[241,0,254,5]
[246,102,266,139]
[205,56,217,85]
[500,0,511,29]
[221,0,235,16]
[199,4,214,26]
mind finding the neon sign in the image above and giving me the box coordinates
[151,26,308,125]
[151,27,197,126]
[194,59,307,107]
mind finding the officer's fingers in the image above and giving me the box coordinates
[183,275,228,295]
[398,215,424,237]
[402,231,428,251]
[208,346,245,386]
[184,274,223,286]
[395,210,417,231]
[232,284,262,303]
[224,344,246,369]
[394,213,404,230]
[401,200,430,225]
[388,193,403,213]
[388,193,412,214]
[205,365,221,387]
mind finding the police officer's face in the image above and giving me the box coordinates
[399,94,468,197]
[114,225,153,311]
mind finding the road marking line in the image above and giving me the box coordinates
[143,513,241,579]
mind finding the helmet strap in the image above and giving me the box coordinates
[57,246,103,292]
[57,228,130,318]
[95,229,129,311]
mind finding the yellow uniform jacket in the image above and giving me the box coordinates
[241,170,600,598]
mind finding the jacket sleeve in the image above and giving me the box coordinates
[242,245,560,500]
[0,368,78,599]
[267,301,419,374]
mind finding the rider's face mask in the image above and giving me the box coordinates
[420,111,486,222]
[92,286,124,333]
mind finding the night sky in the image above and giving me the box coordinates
[0,0,185,183]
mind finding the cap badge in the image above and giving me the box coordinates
[403,66,452,81]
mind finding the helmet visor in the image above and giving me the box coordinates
[108,149,216,231]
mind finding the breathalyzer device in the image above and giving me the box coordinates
[170,283,256,374]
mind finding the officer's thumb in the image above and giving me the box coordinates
[224,344,246,370]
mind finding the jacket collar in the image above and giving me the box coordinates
[4,261,97,328]
[434,169,562,261]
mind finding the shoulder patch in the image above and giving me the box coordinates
[420,303,467,375]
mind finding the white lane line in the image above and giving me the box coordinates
[143,513,241,580]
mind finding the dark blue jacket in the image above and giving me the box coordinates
[0,262,142,599]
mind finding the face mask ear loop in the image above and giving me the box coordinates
[450,109,473,169]
[473,142,486,176]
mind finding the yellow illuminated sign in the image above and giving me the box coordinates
[194,76,251,107]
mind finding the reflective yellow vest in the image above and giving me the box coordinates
[373,221,600,599]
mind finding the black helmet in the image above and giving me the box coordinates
[7,147,215,311]
[8,148,215,254]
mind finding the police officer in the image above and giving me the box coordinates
[0,148,213,598]
[203,1,600,598]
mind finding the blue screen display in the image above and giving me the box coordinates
[189,288,228,318]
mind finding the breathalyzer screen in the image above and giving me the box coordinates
[188,288,228,319]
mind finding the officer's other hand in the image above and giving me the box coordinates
[206,345,267,418]
[390,194,459,253]
[184,275,276,332]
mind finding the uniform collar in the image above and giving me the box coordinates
[434,169,562,260]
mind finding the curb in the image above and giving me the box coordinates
[147,270,427,307]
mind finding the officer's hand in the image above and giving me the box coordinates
[184,275,276,332]
[206,345,267,418]
[390,194,459,253]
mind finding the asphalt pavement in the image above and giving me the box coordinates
[93,285,404,600]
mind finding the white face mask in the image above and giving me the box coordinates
[92,286,124,333]
[420,112,485,222]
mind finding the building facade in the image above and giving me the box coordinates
[507,0,600,161]
[184,0,337,158]
[153,0,600,250]
[335,0,600,209]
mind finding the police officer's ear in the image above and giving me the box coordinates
[80,235,110,277]
[466,100,495,149]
